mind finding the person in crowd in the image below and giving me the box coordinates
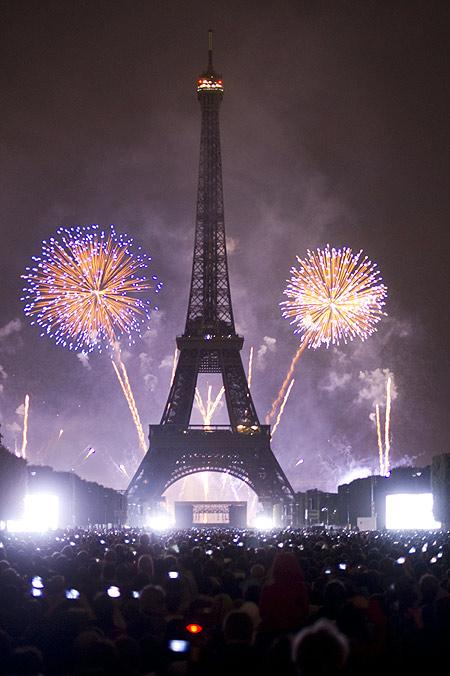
[0,527,449,675]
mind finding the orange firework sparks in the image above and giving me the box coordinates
[22,225,162,451]
[374,376,393,475]
[112,353,147,453]
[20,394,30,459]
[170,348,179,386]
[248,346,254,389]
[384,376,392,473]
[271,379,295,437]
[268,245,387,422]
[375,404,384,475]
[22,224,162,352]
[194,381,225,499]
[266,340,308,423]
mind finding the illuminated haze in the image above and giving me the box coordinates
[0,1,448,495]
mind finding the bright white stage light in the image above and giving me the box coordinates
[254,515,273,530]
[385,493,441,530]
[147,513,174,531]
[7,494,59,533]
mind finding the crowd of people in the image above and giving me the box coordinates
[0,526,449,675]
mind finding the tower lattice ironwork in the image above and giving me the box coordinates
[127,32,294,523]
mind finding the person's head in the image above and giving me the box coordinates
[93,592,115,626]
[223,611,254,645]
[249,563,265,582]
[137,554,154,578]
[139,584,165,615]
[72,630,117,672]
[292,619,349,675]
[139,533,150,548]
[9,646,43,676]
[323,579,347,609]
[419,573,439,604]
[271,551,304,584]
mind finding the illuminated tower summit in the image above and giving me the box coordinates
[128,32,294,524]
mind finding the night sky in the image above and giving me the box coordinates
[1,0,449,496]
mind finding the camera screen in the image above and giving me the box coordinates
[65,589,80,600]
[168,640,189,653]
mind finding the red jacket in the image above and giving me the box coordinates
[259,552,309,633]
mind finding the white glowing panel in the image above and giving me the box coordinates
[385,493,441,530]
[7,493,59,533]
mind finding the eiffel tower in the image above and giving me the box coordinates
[127,32,294,525]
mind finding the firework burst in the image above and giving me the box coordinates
[282,245,387,348]
[268,245,387,422]
[21,224,161,453]
[21,224,162,353]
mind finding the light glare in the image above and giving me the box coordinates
[385,493,441,530]
[254,515,273,530]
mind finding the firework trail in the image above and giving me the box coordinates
[268,245,387,422]
[21,224,161,451]
[99,448,130,482]
[384,376,392,473]
[82,446,96,463]
[248,346,254,389]
[194,388,206,419]
[39,428,64,464]
[118,463,130,479]
[220,471,240,501]
[113,349,147,453]
[210,387,225,420]
[271,379,295,437]
[194,384,225,428]
[266,341,308,423]
[201,473,209,500]
[20,394,30,459]
[194,382,225,497]
[375,404,384,475]
[373,375,393,475]
[170,348,179,387]
[71,445,95,471]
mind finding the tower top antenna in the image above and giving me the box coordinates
[208,29,213,70]
[197,29,223,94]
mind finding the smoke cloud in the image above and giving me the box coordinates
[77,352,91,370]
[139,352,158,392]
[256,336,276,371]
[0,318,21,340]
[159,353,174,369]
[357,368,398,407]
[320,371,351,392]
[15,402,26,416]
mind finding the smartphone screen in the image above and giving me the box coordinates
[168,639,190,653]
[65,589,80,600]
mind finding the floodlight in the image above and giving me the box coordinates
[147,514,174,531]
[7,494,59,532]
[385,494,441,530]
[254,515,273,530]
[24,494,59,531]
